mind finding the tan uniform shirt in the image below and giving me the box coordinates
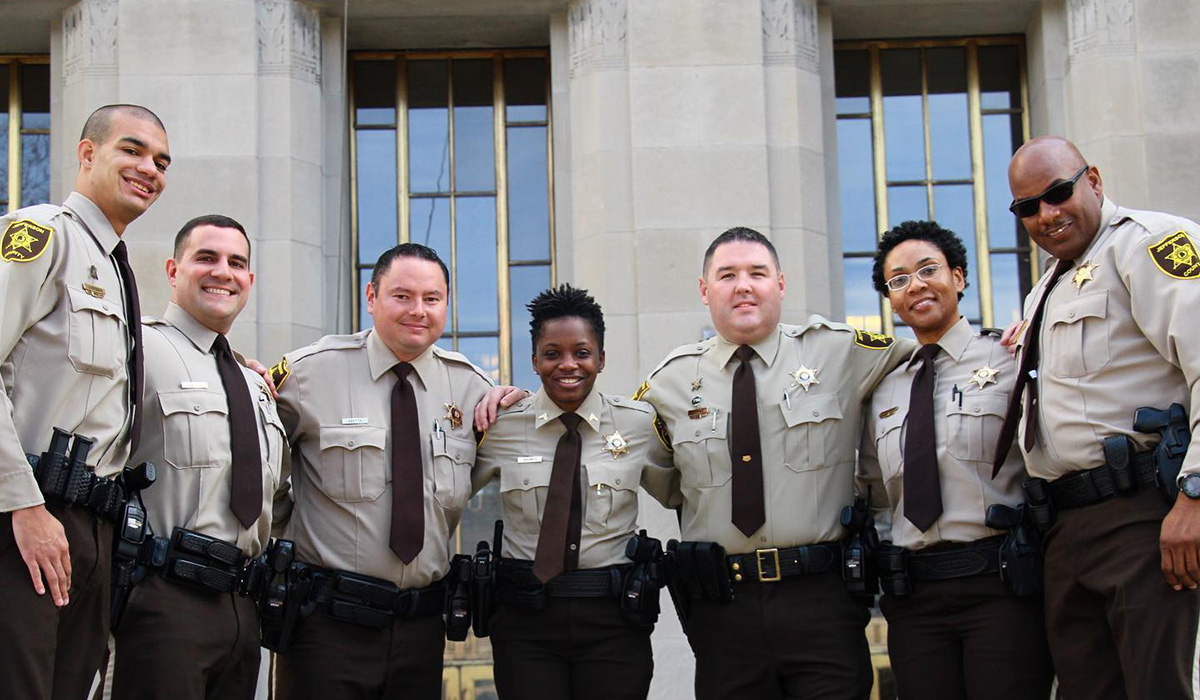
[858,316,1025,550]
[275,329,492,588]
[0,192,136,512]
[1018,198,1200,480]
[131,303,289,558]
[472,388,679,568]
[640,319,912,551]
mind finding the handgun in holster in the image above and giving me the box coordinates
[109,461,157,631]
[260,554,313,653]
[444,554,473,641]
[621,529,664,627]
[663,539,733,634]
[469,520,502,639]
[985,503,1044,597]
[1134,403,1191,502]
[839,495,880,601]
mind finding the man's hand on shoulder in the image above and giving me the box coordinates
[999,320,1025,356]
[473,385,529,431]
[1160,496,1200,591]
[244,358,278,398]
[11,504,71,606]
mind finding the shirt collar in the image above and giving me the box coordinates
[904,315,972,367]
[532,387,603,435]
[712,325,782,369]
[1055,196,1120,268]
[366,329,438,387]
[62,192,121,255]
[163,302,221,353]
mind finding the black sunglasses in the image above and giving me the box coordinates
[1008,166,1089,218]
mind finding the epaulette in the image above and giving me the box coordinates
[979,327,1003,338]
[497,395,535,416]
[606,394,652,414]
[2,204,62,264]
[142,316,167,326]
[432,344,496,384]
[647,338,715,379]
[288,332,367,364]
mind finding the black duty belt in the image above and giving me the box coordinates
[906,536,1002,581]
[497,558,627,602]
[28,453,128,522]
[306,566,444,628]
[1048,451,1157,511]
[724,543,839,583]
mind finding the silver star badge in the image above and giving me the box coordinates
[969,366,1000,389]
[603,431,629,458]
[790,365,820,392]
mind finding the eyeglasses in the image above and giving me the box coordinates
[884,263,943,292]
[1008,166,1089,218]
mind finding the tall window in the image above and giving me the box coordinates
[1,57,50,213]
[835,38,1033,335]
[351,51,554,391]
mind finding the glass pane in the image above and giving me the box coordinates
[19,64,49,130]
[461,480,501,557]
[834,49,870,115]
[932,184,980,321]
[979,45,1022,111]
[453,60,495,193]
[356,130,398,264]
[507,125,550,261]
[982,113,1022,248]
[455,196,498,333]
[505,57,547,122]
[990,253,1023,328]
[409,60,450,194]
[925,48,970,181]
[509,264,551,391]
[458,335,501,384]
[837,118,877,253]
[881,49,923,182]
[353,60,396,126]
[359,268,373,331]
[843,257,882,329]
[887,185,927,228]
[0,67,8,210]
[21,134,49,206]
[411,197,453,328]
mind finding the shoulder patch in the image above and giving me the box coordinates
[632,381,650,401]
[269,358,291,390]
[2,219,53,263]
[1148,231,1200,280]
[853,328,896,350]
[653,416,674,453]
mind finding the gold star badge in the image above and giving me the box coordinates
[969,366,1000,389]
[1073,261,1099,288]
[603,431,629,458]
[690,378,703,391]
[790,365,820,392]
[443,403,464,429]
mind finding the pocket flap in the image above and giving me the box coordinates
[67,285,123,319]
[780,392,843,428]
[320,425,387,451]
[946,392,1009,418]
[1048,291,1107,327]
[432,433,475,464]
[500,463,553,492]
[586,462,639,491]
[671,411,728,445]
[159,390,228,418]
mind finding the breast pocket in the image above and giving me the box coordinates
[584,462,641,535]
[66,285,125,377]
[158,390,230,470]
[317,425,388,502]
[431,433,475,511]
[257,394,286,489]
[873,411,906,484]
[946,393,1009,463]
[499,463,552,535]
[781,393,844,472]
[1045,291,1110,378]
[671,417,731,489]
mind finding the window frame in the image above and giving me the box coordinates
[2,55,50,214]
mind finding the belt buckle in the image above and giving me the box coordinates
[755,548,781,582]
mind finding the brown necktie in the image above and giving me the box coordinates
[731,345,765,537]
[390,363,425,563]
[904,344,942,532]
[112,241,144,453]
[533,413,583,584]
[992,258,1075,477]
[213,334,263,529]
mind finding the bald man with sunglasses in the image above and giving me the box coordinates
[1001,136,1200,699]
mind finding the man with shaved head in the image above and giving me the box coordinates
[998,136,1200,698]
[0,104,169,697]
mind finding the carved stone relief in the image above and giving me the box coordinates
[257,0,321,84]
[63,0,119,84]
[568,0,628,78]
[1068,0,1135,61]
[762,0,819,72]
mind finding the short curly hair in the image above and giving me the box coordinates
[871,220,970,300]
[527,284,606,351]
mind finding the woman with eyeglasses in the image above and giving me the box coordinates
[471,284,679,700]
[856,220,1054,699]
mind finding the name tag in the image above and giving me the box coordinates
[180,381,209,390]
[516,456,543,464]
[341,417,369,425]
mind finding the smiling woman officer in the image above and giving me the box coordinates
[856,220,1054,700]
[472,284,680,700]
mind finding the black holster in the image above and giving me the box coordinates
[663,539,732,633]
[621,530,664,627]
[1134,403,1191,502]
[444,554,473,641]
[1021,477,1056,532]
[876,543,911,596]
[253,539,300,652]
[109,461,157,630]
[840,497,880,599]
[985,504,1044,598]
[469,523,500,638]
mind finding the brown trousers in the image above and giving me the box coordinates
[685,569,873,700]
[1043,487,1200,700]
[879,574,1054,700]
[111,574,261,700]
[275,607,446,700]
[0,504,112,700]
[490,597,653,700]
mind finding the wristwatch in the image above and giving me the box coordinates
[1179,474,1200,500]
